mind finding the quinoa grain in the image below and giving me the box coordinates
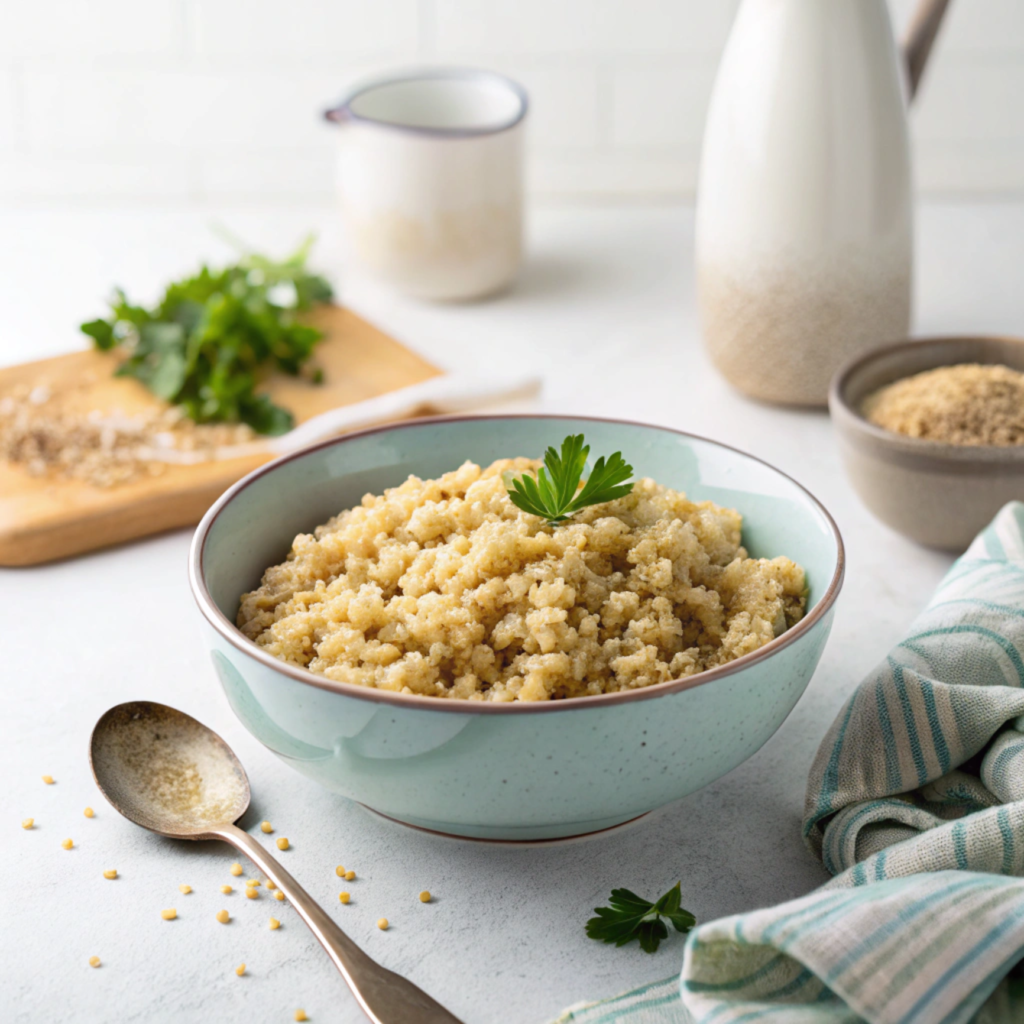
[239,461,806,701]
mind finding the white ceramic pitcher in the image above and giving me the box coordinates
[696,0,949,406]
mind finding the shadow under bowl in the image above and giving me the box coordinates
[830,336,1024,552]
[189,415,844,841]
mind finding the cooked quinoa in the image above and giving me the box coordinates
[237,459,807,702]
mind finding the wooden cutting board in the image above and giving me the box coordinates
[0,306,441,567]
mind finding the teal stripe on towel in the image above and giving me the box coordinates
[920,681,951,776]
[953,821,969,870]
[998,808,1015,874]
[900,625,1024,687]
[891,661,928,786]
[875,678,902,792]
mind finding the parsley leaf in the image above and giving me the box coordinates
[585,883,696,954]
[80,235,332,435]
[504,434,634,525]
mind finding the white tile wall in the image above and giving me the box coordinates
[0,0,1020,204]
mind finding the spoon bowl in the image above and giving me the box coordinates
[89,700,462,1024]
[90,701,250,838]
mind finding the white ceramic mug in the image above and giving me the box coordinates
[324,69,528,302]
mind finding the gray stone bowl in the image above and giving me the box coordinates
[829,336,1024,552]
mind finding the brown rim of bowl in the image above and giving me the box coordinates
[830,335,1024,463]
[188,413,845,716]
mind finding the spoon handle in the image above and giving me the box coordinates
[214,824,464,1024]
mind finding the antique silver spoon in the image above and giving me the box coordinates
[90,700,463,1024]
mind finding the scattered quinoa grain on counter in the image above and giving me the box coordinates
[245,887,259,900]
[344,870,355,881]
[246,879,260,887]
[864,364,1024,446]
[274,891,285,902]
[89,956,101,968]
[230,862,244,876]
[179,884,192,894]
[238,460,807,700]
[221,885,233,894]
[216,910,230,924]
[419,891,431,903]
[161,909,177,921]
[42,775,54,784]
[276,838,290,851]
[84,807,94,818]
[269,917,280,930]
[338,892,350,904]
[377,918,388,931]
[335,866,345,877]
[294,1011,308,1022]
[235,964,246,977]
[103,870,118,880]
[260,821,273,833]
[265,880,277,890]
[62,838,73,850]
[21,818,33,830]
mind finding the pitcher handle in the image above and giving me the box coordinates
[903,0,951,101]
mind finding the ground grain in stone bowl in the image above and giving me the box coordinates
[863,363,1024,446]
[237,459,807,702]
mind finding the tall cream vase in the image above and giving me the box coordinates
[696,0,948,406]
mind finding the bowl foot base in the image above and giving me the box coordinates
[356,804,654,844]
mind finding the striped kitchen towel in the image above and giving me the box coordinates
[804,500,1024,883]
[554,502,1024,1024]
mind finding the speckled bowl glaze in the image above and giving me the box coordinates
[830,336,1024,551]
[189,416,844,840]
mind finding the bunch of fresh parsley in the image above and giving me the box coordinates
[586,883,696,954]
[80,235,333,435]
[504,434,634,525]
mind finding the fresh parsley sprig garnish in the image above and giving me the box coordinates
[586,883,696,954]
[505,434,634,526]
[80,235,333,435]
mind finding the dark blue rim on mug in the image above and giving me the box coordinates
[323,67,529,138]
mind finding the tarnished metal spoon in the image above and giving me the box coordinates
[90,701,463,1024]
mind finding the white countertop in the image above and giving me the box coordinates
[3,202,1022,1024]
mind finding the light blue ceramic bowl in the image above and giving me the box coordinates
[189,416,844,841]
